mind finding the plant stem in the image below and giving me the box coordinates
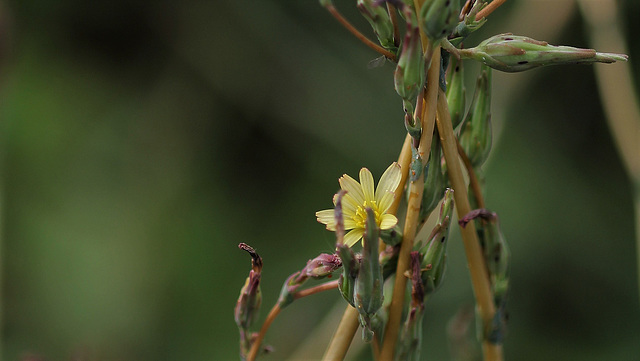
[379,47,441,361]
[321,306,360,361]
[324,4,397,61]
[456,138,485,209]
[246,305,281,361]
[295,280,340,300]
[389,134,413,215]
[435,91,501,360]
[386,2,401,49]
[475,0,508,20]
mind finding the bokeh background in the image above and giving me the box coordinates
[1,0,639,360]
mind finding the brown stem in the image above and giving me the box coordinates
[386,2,401,48]
[325,5,397,61]
[435,91,501,360]
[246,305,282,361]
[294,280,340,300]
[379,47,442,361]
[456,138,486,209]
[389,134,413,216]
[475,0,508,20]
[321,306,360,360]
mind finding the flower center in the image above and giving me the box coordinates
[353,200,381,229]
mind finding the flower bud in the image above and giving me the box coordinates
[302,253,342,278]
[458,65,492,168]
[459,33,628,73]
[420,132,447,223]
[337,244,358,307]
[234,243,263,331]
[445,55,466,129]
[358,0,397,52]
[420,0,460,45]
[395,23,425,123]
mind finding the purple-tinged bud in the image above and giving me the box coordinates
[459,33,628,73]
[358,0,397,52]
[302,253,342,278]
[235,243,263,360]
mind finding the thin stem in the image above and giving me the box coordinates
[435,91,501,360]
[294,280,340,300]
[456,138,485,209]
[475,0,507,20]
[386,2,401,49]
[389,134,413,215]
[379,47,442,361]
[246,305,282,361]
[325,5,397,61]
[321,306,360,361]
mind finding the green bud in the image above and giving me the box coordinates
[420,0,460,45]
[417,189,454,294]
[380,225,403,246]
[410,145,423,181]
[337,244,358,307]
[450,0,487,42]
[354,208,384,340]
[445,55,466,129]
[420,132,447,223]
[358,0,397,52]
[459,33,628,73]
[395,23,425,121]
[458,65,492,168]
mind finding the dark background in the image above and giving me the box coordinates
[1,0,639,360]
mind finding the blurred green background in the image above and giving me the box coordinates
[1,0,639,360]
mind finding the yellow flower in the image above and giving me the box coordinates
[316,162,402,247]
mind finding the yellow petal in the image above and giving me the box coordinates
[339,174,365,205]
[376,162,402,202]
[344,228,364,247]
[379,214,398,230]
[377,191,395,214]
[341,193,360,217]
[359,167,375,202]
[316,209,336,230]
[343,218,357,230]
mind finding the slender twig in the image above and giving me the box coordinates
[379,47,441,361]
[390,134,413,215]
[435,91,501,361]
[324,4,397,61]
[295,280,340,300]
[246,305,281,361]
[456,138,486,209]
[475,0,507,20]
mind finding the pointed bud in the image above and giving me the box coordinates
[459,33,628,72]
[458,65,492,168]
[445,55,466,129]
[395,22,425,122]
[234,243,263,331]
[354,208,384,340]
[302,253,342,278]
[358,0,397,52]
[420,0,460,45]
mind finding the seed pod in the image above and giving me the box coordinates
[459,33,628,73]
[420,0,460,46]
[357,0,397,52]
[458,65,492,168]
[446,55,466,129]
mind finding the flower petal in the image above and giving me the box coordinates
[377,191,395,214]
[359,167,375,202]
[376,162,402,202]
[343,218,357,230]
[316,209,337,230]
[341,193,359,217]
[344,228,364,247]
[379,214,398,230]
[339,174,365,205]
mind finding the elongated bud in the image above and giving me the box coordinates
[235,243,263,330]
[459,33,628,72]
[277,253,342,308]
[417,189,454,294]
[358,0,397,52]
[354,208,384,340]
[420,0,460,46]
[420,132,447,223]
[337,244,358,307]
[394,19,425,124]
[458,65,492,168]
[446,55,466,129]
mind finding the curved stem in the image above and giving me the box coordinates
[295,280,340,300]
[246,305,281,361]
[435,91,501,360]
[325,5,397,61]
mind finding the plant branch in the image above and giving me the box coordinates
[475,0,508,20]
[435,91,501,360]
[295,280,340,300]
[321,306,360,360]
[246,305,281,361]
[390,134,413,215]
[324,4,397,61]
